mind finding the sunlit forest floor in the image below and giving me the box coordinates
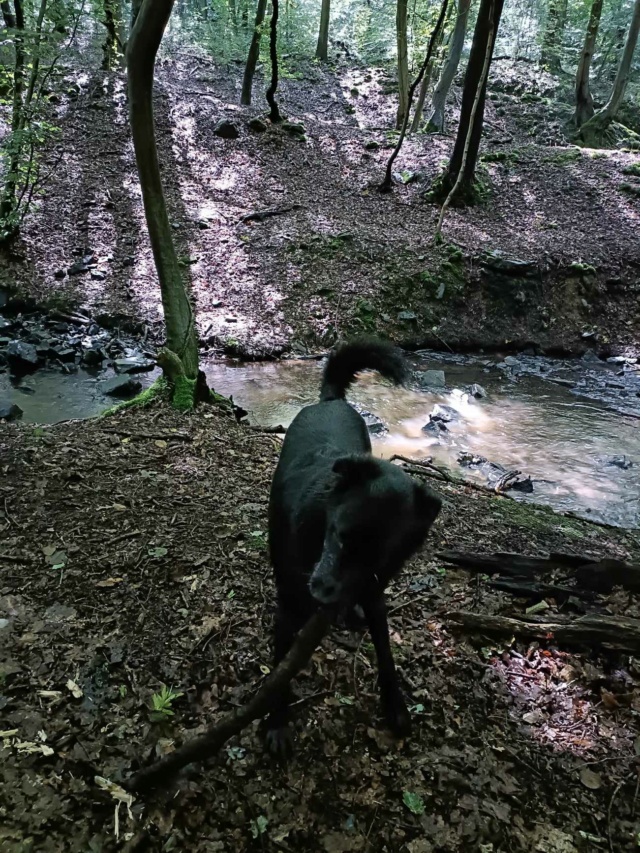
[2,403,640,851]
[1,46,639,357]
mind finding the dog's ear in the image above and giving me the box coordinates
[333,455,380,485]
[413,482,442,528]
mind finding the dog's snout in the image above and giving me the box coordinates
[309,575,339,602]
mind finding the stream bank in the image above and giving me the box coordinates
[1,402,640,852]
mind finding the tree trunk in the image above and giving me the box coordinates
[396,0,409,129]
[573,0,603,128]
[427,0,471,132]
[411,9,450,133]
[438,0,504,200]
[0,0,25,227]
[540,0,568,72]
[126,0,201,409]
[380,0,450,191]
[578,0,640,143]
[241,0,268,105]
[265,0,281,122]
[102,0,121,69]
[315,0,330,61]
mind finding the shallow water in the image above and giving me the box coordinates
[1,352,639,528]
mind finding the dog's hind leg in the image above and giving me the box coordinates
[264,603,306,757]
[362,596,412,738]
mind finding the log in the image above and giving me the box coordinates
[437,550,640,594]
[240,204,302,223]
[447,611,640,652]
[488,578,595,602]
[127,606,335,793]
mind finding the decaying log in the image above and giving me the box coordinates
[488,578,595,602]
[128,606,335,793]
[437,550,640,594]
[447,611,640,653]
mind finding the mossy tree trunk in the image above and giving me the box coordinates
[241,0,268,105]
[126,0,202,410]
[265,0,281,122]
[395,0,409,129]
[0,0,25,227]
[540,0,568,73]
[102,0,123,69]
[411,5,450,133]
[578,0,640,144]
[315,0,330,61]
[436,0,504,202]
[573,0,603,128]
[426,0,471,132]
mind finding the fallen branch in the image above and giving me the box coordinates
[102,429,193,442]
[488,578,595,602]
[240,204,302,223]
[248,424,287,434]
[447,611,640,652]
[127,606,335,793]
[0,553,31,563]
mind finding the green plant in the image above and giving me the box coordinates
[150,685,183,722]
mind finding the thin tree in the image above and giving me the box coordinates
[578,0,640,143]
[380,0,450,192]
[265,0,281,122]
[396,0,409,129]
[426,0,471,132]
[315,0,330,61]
[540,0,568,72]
[436,0,495,236]
[126,0,204,409]
[241,0,268,105]
[573,0,603,127]
[432,0,504,201]
[410,6,450,133]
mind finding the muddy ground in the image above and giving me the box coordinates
[1,401,640,852]
[0,44,639,358]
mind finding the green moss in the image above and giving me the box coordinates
[569,261,597,275]
[620,181,640,197]
[100,378,167,418]
[621,162,640,177]
[546,148,581,165]
[172,375,197,412]
[481,151,509,163]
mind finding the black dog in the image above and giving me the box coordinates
[265,338,442,755]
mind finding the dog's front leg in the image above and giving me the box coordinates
[264,604,303,757]
[363,596,411,738]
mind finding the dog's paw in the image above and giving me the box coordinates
[384,696,412,739]
[264,725,294,759]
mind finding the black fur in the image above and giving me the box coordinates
[265,338,441,756]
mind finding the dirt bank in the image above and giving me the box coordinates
[1,401,639,851]
[0,49,639,359]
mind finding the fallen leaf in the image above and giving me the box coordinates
[96,577,124,588]
[580,767,602,790]
[112,504,127,512]
[155,440,167,449]
[402,791,425,815]
[600,688,619,710]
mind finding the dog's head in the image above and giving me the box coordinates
[308,455,442,605]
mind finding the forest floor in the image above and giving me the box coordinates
[1,43,639,357]
[1,401,640,852]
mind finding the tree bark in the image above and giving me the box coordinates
[578,0,640,143]
[102,0,123,69]
[241,0,268,105]
[411,7,450,133]
[265,0,281,122]
[428,0,472,133]
[438,0,504,200]
[315,0,330,61]
[540,0,568,72]
[573,0,603,128]
[396,0,409,129]
[130,0,141,29]
[128,607,335,792]
[126,0,201,406]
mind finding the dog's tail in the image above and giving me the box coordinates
[320,338,407,401]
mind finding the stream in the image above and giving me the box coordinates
[1,347,639,529]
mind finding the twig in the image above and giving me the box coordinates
[105,530,141,547]
[388,590,438,615]
[608,779,624,853]
[127,606,337,792]
[239,204,302,223]
[248,424,287,434]
[0,553,31,563]
[101,429,192,442]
